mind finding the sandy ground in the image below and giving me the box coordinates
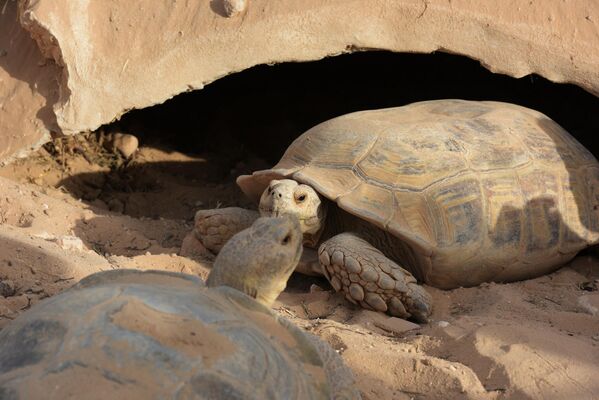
[0,136,598,399]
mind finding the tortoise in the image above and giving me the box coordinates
[193,99,599,322]
[0,217,361,400]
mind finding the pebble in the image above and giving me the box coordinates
[104,132,139,158]
[28,284,44,294]
[0,280,16,297]
[222,0,247,17]
[57,235,85,251]
[32,231,56,241]
[578,294,599,316]
[352,309,420,335]
[309,284,324,293]
[437,320,450,328]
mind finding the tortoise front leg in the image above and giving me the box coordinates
[295,247,325,276]
[318,233,432,322]
[194,207,259,254]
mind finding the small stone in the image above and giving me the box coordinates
[17,213,34,228]
[32,232,56,241]
[28,284,44,294]
[437,320,450,328]
[579,281,598,292]
[578,294,599,316]
[105,132,139,158]
[0,280,16,297]
[352,309,420,335]
[309,284,324,293]
[222,0,247,17]
[58,236,85,251]
[6,294,29,311]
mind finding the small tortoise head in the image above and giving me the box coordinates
[258,179,327,244]
[206,216,303,307]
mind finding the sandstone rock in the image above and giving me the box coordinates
[0,0,58,164]
[2,0,599,162]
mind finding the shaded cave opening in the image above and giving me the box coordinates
[47,50,599,221]
[116,50,599,163]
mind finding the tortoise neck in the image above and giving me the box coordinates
[303,199,329,247]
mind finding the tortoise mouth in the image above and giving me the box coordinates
[258,206,275,215]
[259,206,310,221]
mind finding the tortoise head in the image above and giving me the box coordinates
[206,216,303,307]
[258,179,327,245]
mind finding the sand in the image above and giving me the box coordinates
[0,138,597,399]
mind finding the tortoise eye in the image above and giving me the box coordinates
[281,234,292,245]
[296,194,306,203]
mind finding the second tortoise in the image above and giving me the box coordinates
[0,217,361,399]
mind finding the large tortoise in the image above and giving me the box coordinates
[194,99,599,322]
[0,217,361,400]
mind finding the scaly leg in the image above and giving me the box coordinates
[194,207,259,254]
[318,233,432,322]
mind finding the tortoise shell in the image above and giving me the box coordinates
[0,270,360,399]
[238,100,599,288]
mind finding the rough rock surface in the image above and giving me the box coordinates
[0,0,58,163]
[2,0,599,161]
